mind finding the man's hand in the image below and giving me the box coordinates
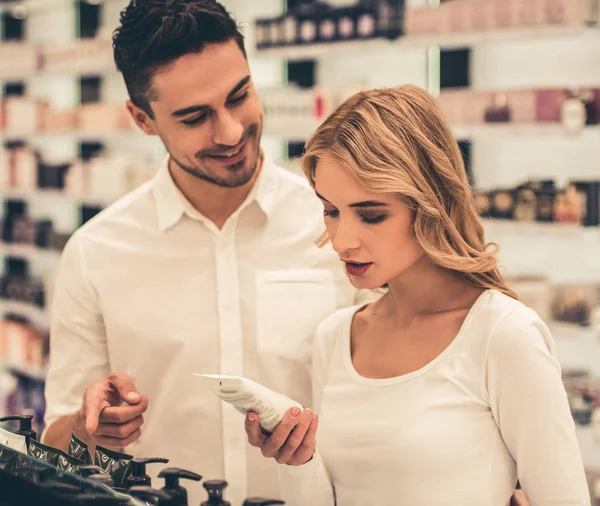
[79,371,148,449]
[245,407,318,466]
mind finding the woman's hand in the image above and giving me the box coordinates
[245,407,319,466]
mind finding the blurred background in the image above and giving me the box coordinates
[0,0,599,498]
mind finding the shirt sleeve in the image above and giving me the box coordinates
[43,233,110,433]
[487,307,591,506]
[277,316,338,506]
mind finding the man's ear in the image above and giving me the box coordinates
[126,100,158,136]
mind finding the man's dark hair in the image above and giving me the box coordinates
[113,0,246,118]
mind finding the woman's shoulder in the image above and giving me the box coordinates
[316,304,365,338]
[478,289,554,358]
[313,304,365,354]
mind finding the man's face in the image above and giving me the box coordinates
[130,40,263,188]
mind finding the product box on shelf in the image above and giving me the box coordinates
[76,104,132,133]
[317,12,338,43]
[0,43,39,80]
[492,0,519,29]
[280,14,299,46]
[335,7,358,42]
[404,5,441,35]
[255,18,272,49]
[437,89,470,124]
[551,284,599,326]
[466,91,494,124]
[505,89,537,123]
[356,6,378,40]
[553,184,586,225]
[490,189,516,219]
[1,98,47,135]
[515,0,545,27]
[0,145,37,190]
[440,0,475,34]
[544,0,589,25]
[485,93,512,123]
[471,0,496,32]
[372,0,405,39]
[41,38,114,74]
[535,88,570,122]
[41,109,78,132]
[572,181,600,227]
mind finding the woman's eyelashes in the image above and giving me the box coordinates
[361,214,387,224]
[323,207,387,225]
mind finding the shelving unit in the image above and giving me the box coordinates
[254,24,595,60]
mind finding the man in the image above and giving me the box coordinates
[42,1,361,504]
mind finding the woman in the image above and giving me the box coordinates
[245,85,590,506]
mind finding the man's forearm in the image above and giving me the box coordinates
[43,414,95,455]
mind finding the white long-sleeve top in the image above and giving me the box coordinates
[279,289,591,506]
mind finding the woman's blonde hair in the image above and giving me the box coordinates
[302,85,517,300]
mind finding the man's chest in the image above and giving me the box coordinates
[90,243,349,366]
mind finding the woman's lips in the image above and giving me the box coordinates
[344,262,373,276]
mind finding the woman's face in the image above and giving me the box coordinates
[314,152,424,290]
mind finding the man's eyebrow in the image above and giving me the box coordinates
[171,75,251,117]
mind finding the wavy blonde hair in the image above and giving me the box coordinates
[302,85,517,299]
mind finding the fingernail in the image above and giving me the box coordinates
[127,392,140,402]
[305,408,313,417]
[291,407,301,418]
[248,413,256,422]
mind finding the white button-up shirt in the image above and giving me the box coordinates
[44,154,360,506]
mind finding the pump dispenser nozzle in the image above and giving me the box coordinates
[201,480,230,506]
[125,457,169,488]
[88,473,116,488]
[242,500,285,506]
[0,414,37,442]
[158,467,202,506]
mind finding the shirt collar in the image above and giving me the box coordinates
[152,151,279,232]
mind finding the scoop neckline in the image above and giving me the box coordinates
[343,289,493,386]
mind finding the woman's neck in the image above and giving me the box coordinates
[378,256,484,326]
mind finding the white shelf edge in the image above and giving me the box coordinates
[482,219,600,240]
[0,360,47,382]
[0,187,121,207]
[0,243,62,263]
[0,130,149,142]
[253,25,595,60]
[453,123,600,139]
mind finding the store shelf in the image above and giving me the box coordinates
[0,243,62,263]
[0,360,47,382]
[0,130,146,143]
[483,219,600,241]
[0,299,50,330]
[453,123,600,139]
[0,187,120,208]
[253,25,595,60]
